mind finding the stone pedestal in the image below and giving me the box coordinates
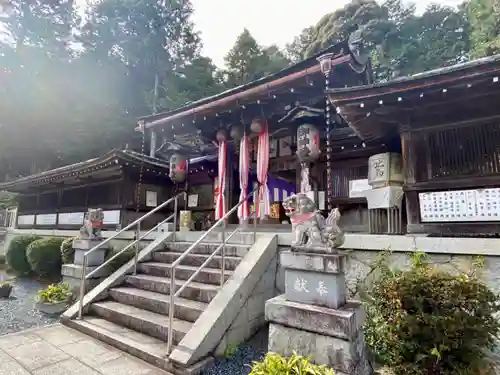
[73,239,107,267]
[265,251,372,375]
[64,238,110,296]
[61,263,110,295]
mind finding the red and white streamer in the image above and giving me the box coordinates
[215,140,227,220]
[256,121,270,218]
[238,134,250,220]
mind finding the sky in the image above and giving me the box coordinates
[190,0,464,67]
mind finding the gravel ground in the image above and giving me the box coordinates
[0,271,59,335]
[204,328,267,375]
[204,344,266,375]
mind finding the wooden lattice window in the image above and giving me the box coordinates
[415,121,500,182]
[329,165,369,197]
[61,187,86,208]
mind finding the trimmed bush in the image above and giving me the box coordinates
[60,237,77,264]
[0,253,5,265]
[6,235,40,275]
[249,352,334,375]
[363,252,500,375]
[105,246,135,274]
[27,237,65,278]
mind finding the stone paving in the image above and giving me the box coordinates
[0,324,172,375]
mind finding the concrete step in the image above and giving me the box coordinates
[152,251,242,271]
[126,274,219,304]
[137,262,232,285]
[65,317,170,370]
[90,300,192,344]
[109,287,207,322]
[162,242,250,257]
[174,232,256,245]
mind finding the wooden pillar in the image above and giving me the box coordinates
[400,124,420,230]
[400,125,416,185]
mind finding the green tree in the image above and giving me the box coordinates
[0,0,82,179]
[374,1,469,79]
[81,0,201,114]
[467,0,500,58]
[302,0,391,58]
[224,28,265,87]
[224,28,290,87]
[156,56,224,110]
[286,26,316,63]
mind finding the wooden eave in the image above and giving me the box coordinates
[0,150,171,193]
[326,55,500,141]
[137,41,356,129]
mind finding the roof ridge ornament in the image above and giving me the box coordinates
[348,26,370,74]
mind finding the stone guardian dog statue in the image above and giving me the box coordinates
[282,193,344,252]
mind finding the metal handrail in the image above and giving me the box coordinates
[77,192,185,319]
[166,185,259,353]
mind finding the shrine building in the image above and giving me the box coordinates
[2,38,500,240]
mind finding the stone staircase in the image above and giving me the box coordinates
[65,240,252,372]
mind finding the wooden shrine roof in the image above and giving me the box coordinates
[0,150,216,193]
[326,54,500,141]
[137,37,373,136]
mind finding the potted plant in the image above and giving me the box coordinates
[192,212,203,231]
[35,282,72,315]
[0,282,12,298]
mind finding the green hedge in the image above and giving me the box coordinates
[60,237,77,264]
[363,252,500,375]
[105,246,135,274]
[27,237,65,278]
[6,235,41,275]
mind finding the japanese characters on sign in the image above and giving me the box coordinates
[419,188,500,222]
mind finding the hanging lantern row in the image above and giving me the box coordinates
[189,169,215,174]
[32,159,173,185]
[337,76,500,117]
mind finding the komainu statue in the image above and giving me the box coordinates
[79,208,104,240]
[283,193,344,252]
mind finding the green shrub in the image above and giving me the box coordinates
[60,237,77,264]
[0,253,5,265]
[249,352,334,375]
[105,246,135,274]
[363,252,500,375]
[27,237,65,278]
[6,235,40,275]
[38,282,72,304]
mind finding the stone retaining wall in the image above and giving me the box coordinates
[277,247,500,296]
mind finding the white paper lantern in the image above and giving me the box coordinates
[296,124,321,162]
[216,129,228,143]
[250,118,264,134]
[169,153,187,183]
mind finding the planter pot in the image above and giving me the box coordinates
[35,300,68,315]
[0,284,12,298]
[74,248,106,267]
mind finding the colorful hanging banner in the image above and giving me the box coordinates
[256,121,270,218]
[238,134,250,220]
[215,141,227,220]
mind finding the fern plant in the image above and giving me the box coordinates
[249,352,334,375]
[38,282,72,304]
